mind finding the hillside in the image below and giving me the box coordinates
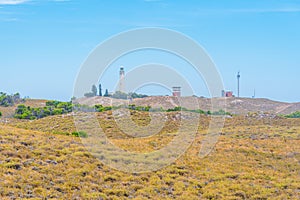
[0,112,300,199]
[75,96,300,115]
[0,97,299,199]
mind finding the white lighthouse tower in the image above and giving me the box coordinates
[119,67,125,92]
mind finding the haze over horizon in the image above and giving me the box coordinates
[1,0,299,102]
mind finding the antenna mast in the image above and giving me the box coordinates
[237,71,240,97]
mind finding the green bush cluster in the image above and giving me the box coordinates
[94,105,113,112]
[285,111,300,118]
[211,109,232,116]
[111,91,128,99]
[128,104,151,111]
[166,106,182,112]
[71,131,88,138]
[12,100,232,120]
[128,92,148,99]
[0,111,2,117]
[165,106,232,116]
[94,104,152,112]
[111,91,148,100]
[14,101,73,120]
[92,104,232,116]
[0,92,23,107]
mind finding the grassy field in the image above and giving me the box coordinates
[0,110,299,199]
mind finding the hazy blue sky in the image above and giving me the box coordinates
[0,0,299,102]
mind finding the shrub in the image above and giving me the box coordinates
[52,108,62,115]
[71,131,88,138]
[128,104,151,111]
[192,109,206,114]
[0,111,2,117]
[112,91,128,99]
[212,109,232,116]
[46,100,60,107]
[285,111,300,118]
[14,101,73,120]
[84,92,95,98]
[167,106,182,112]
[129,92,148,99]
[94,105,114,112]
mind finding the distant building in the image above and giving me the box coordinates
[222,90,233,97]
[172,87,181,97]
[225,91,233,97]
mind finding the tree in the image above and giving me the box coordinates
[84,92,94,98]
[0,92,23,107]
[92,85,97,96]
[14,100,73,120]
[128,92,148,99]
[112,91,128,99]
[99,84,102,96]
[84,85,98,98]
[104,89,109,97]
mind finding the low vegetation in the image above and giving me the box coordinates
[12,101,232,121]
[83,84,148,99]
[166,106,232,116]
[285,111,300,118]
[71,131,88,138]
[14,100,72,120]
[112,91,148,99]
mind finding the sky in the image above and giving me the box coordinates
[0,0,299,102]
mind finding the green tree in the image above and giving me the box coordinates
[104,89,109,97]
[99,84,102,96]
[84,92,94,98]
[285,111,300,118]
[128,92,148,99]
[0,92,23,107]
[112,91,128,99]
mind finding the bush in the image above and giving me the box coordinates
[14,101,73,120]
[128,92,148,99]
[94,105,113,112]
[46,100,60,107]
[72,131,88,138]
[112,91,128,99]
[167,107,182,112]
[84,92,95,98]
[191,109,206,114]
[53,108,63,115]
[285,111,300,118]
[109,92,148,99]
[0,111,2,117]
[128,104,151,111]
[212,109,232,116]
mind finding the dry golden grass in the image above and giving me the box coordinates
[0,112,299,199]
